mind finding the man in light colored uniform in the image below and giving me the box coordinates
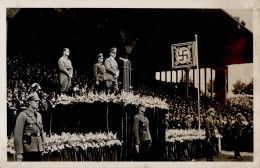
[14,92,45,161]
[58,48,73,94]
[104,47,119,94]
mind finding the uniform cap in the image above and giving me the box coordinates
[7,89,12,94]
[41,92,48,98]
[26,92,40,102]
[236,113,242,118]
[32,83,41,90]
[185,115,191,119]
[206,108,215,114]
[97,53,103,59]
[109,47,117,53]
[49,92,56,98]
[137,103,145,109]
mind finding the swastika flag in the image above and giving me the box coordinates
[171,41,197,69]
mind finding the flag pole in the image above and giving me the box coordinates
[195,34,201,130]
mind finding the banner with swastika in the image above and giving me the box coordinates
[171,41,197,69]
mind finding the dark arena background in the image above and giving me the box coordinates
[7,8,253,161]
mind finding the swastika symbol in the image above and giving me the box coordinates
[175,47,191,64]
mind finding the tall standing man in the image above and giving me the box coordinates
[233,113,247,159]
[104,47,119,94]
[58,48,73,95]
[93,53,106,94]
[204,108,217,161]
[13,92,46,161]
[132,104,152,161]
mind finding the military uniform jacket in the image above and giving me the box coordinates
[205,116,216,139]
[104,57,119,81]
[14,108,45,154]
[133,113,152,145]
[184,120,192,129]
[58,56,73,77]
[234,120,243,137]
[93,62,105,82]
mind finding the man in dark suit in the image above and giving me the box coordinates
[93,53,106,94]
[132,104,152,161]
[104,47,119,94]
[13,92,46,161]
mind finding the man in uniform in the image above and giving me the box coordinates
[93,53,106,94]
[104,47,119,94]
[183,115,192,129]
[132,104,152,161]
[204,108,217,161]
[233,113,246,159]
[13,92,45,161]
[58,48,73,94]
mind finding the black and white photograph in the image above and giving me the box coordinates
[1,0,260,168]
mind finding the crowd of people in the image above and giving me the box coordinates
[165,95,253,153]
[131,79,253,157]
[7,48,253,161]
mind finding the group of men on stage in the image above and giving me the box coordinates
[58,47,120,95]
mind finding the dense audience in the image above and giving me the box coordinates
[7,54,253,152]
[134,79,253,152]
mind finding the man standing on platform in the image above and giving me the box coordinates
[13,92,45,161]
[93,53,106,94]
[104,47,119,94]
[204,108,217,161]
[133,104,152,161]
[58,48,73,95]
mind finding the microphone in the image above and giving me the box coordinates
[119,57,128,62]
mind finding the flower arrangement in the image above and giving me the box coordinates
[7,137,15,154]
[7,132,122,154]
[57,91,169,109]
[45,132,122,153]
[166,129,206,143]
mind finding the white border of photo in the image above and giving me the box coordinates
[0,0,259,168]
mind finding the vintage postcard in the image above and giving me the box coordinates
[1,0,259,168]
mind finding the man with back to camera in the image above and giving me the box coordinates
[13,92,45,161]
[104,47,119,94]
[58,48,73,95]
[132,104,152,161]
